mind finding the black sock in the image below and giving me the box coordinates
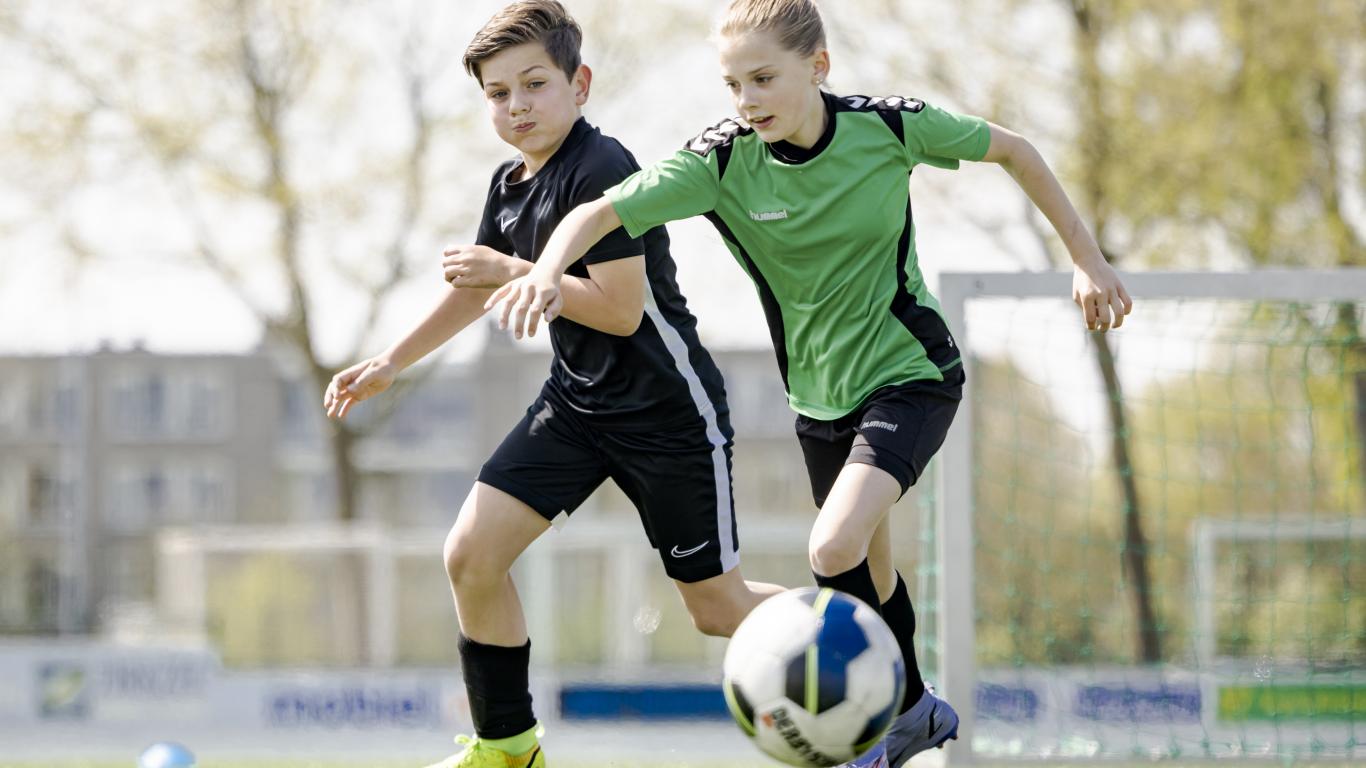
[813,558,881,616]
[458,634,535,739]
[880,572,926,713]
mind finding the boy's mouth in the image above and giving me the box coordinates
[749,116,775,130]
[513,121,536,134]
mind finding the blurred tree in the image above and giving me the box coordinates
[0,0,701,526]
[0,0,479,526]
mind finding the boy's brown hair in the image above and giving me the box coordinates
[463,0,584,85]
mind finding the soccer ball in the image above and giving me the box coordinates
[723,587,905,767]
[138,742,196,768]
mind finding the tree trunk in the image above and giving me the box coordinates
[1069,0,1163,663]
[328,419,359,523]
[1356,371,1366,494]
[326,418,369,664]
[1092,331,1162,662]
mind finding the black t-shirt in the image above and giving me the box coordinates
[476,118,729,433]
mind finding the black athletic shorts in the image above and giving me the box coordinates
[477,391,739,583]
[795,366,964,508]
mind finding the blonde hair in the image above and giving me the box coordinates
[717,0,827,57]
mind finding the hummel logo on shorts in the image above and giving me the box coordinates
[670,541,709,558]
[859,420,899,432]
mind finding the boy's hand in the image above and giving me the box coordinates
[484,271,564,339]
[323,357,397,420]
[1072,254,1134,331]
[442,244,525,289]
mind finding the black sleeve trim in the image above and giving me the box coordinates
[835,95,926,148]
[682,117,752,178]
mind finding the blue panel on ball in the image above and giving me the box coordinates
[814,593,870,714]
[138,742,196,768]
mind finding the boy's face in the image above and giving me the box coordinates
[718,30,829,146]
[479,42,589,169]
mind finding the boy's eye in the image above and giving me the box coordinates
[756,75,773,84]
[528,80,546,89]
[490,90,508,100]
[724,82,739,91]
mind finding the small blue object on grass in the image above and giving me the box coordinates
[138,741,196,768]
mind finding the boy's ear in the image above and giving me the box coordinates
[574,64,592,106]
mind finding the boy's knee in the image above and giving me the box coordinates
[689,603,741,638]
[443,526,496,587]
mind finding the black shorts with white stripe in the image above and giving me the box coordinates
[478,388,739,583]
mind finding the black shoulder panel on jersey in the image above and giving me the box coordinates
[682,117,753,179]
[834,94,926,147]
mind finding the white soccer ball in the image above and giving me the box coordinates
[723,587,906,767]
[138,742,196,768]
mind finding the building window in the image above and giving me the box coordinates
[26,466,71,527]
[108,367,229,440]
[0,379,24,438]
[107,459,231,530]
[111,372,168,438]
[184,375,226,438]
[183,463,229,524]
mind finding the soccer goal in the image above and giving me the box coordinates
[933,270,1366,763]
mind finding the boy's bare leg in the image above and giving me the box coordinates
[443,482,551,645]
[674,569,785,637]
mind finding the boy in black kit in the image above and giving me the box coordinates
[322,3,783,766]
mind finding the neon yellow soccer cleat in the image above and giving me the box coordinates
[423,734,545,768]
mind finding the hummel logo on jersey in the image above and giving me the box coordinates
[670,541,709,558]
[749,209,789,222]
[860,420,899,432]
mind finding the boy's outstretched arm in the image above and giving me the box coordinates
[323,285,491,420]
[980,123,1134,331]
[484,197,624,338]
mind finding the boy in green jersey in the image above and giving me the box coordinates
[487,1,1133,765]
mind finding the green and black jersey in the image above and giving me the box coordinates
[606,92,990,420]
